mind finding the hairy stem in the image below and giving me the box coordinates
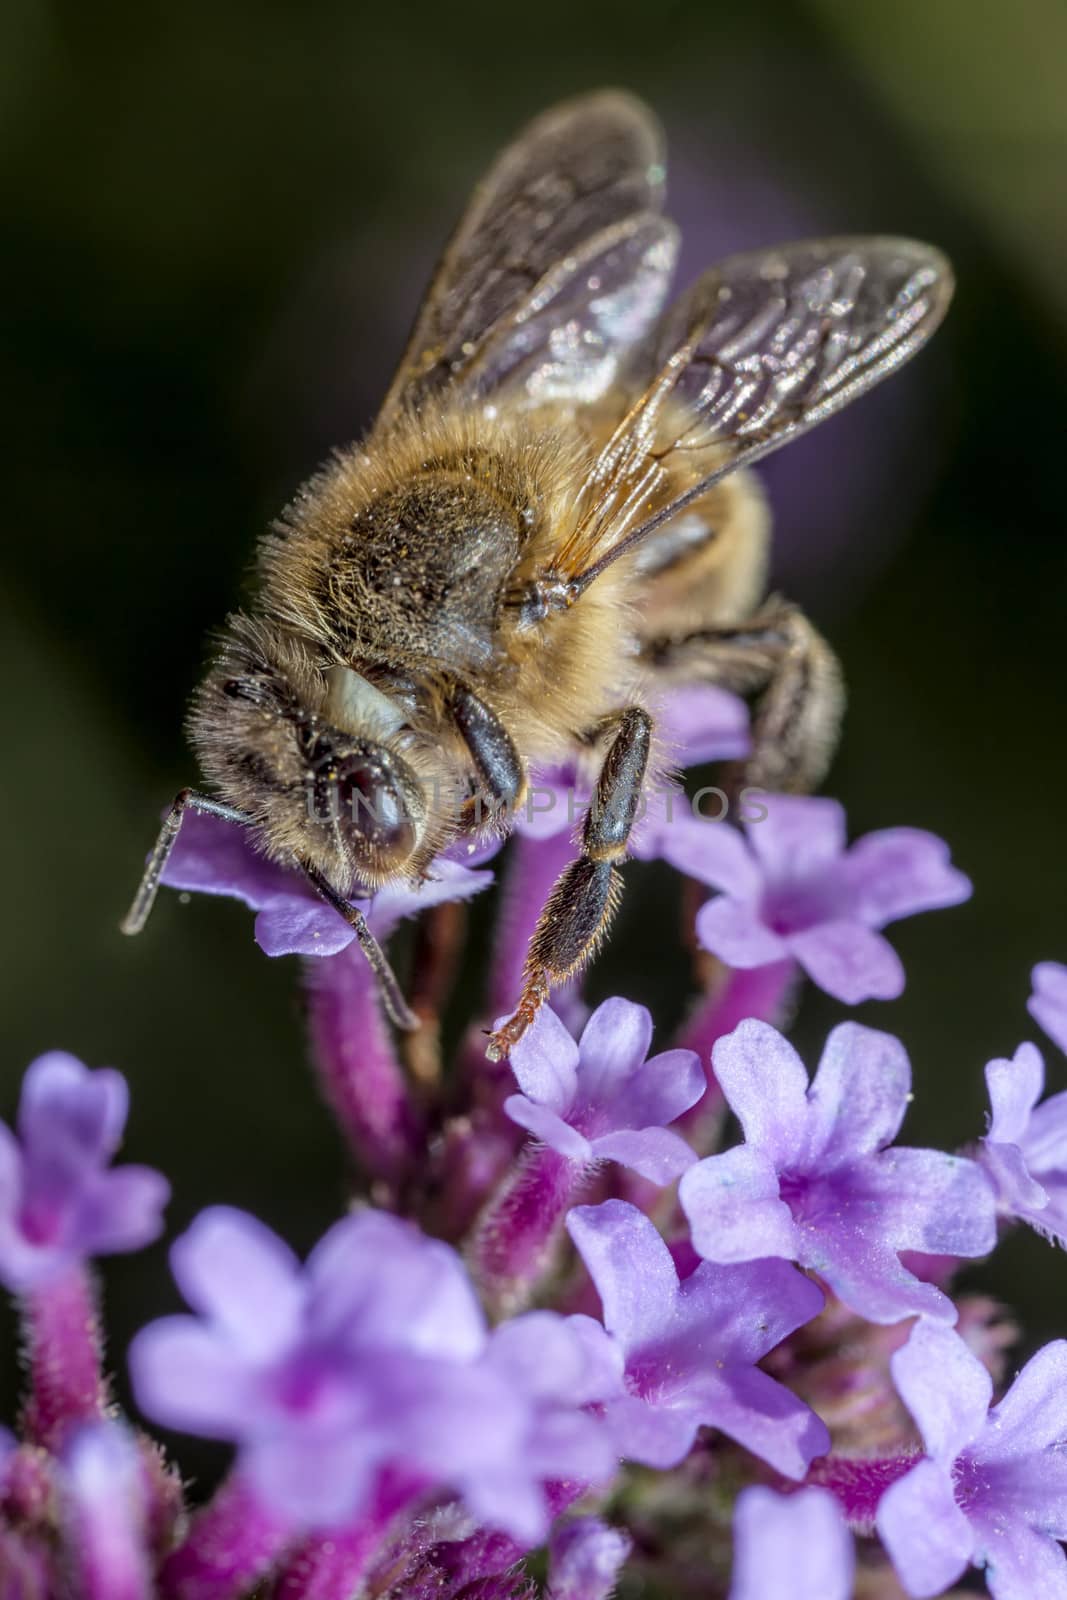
[20,1265,107,1450]
[468,1145,590,1316]
[304,944,424,1184]
[160,1473,290,1600]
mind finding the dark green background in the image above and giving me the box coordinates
[2,0,1065,1489]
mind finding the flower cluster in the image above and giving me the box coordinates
[4,684,1066,1600]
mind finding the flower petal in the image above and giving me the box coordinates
[807,1222,955,1326]
[657,684,750,767]
[160,811,292,906]
[255,898,355,958]
[306,1211,486,1361]
[364,860,495,941]
[503,1097,592,1161]
[979,1340,1067,1462]
[985,1043,1045,1145]
[506,1005,580,1114]
[676,1256,825,1364]
[1017,1087,1067,1172]
[860,1148,997,1258]
[566,1201,678,1355]
[270,905,364,962]
[590,1126,696,1184]
[602,1392,699,1469]
[597,1048,705,1135]
[128,1318,261,1439]
[877,1459,974,1599]
[689,1364,829,1479]
[659,818,762,898]
[972,1516,1067,1600]
[710,1020,811,1162]
[981,1139,1050,1216]
[77,1167,170,1256]
[891,1321,992,1462]
[19,1055,129,1164]
[548,1516,632,1600]
[680,1146,799,1264]
[244,1432,375,1529]
[574,998,654,1107]
[730,1486,853,1600]
[169,1208,304,1359]
[745,794,846,878]
[840,827,971,928]
[696,897,789,969]
[1029,962,1067,1057]
[805,1022,911,1166]
[789,920,905,1004]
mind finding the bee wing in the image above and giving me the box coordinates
[376,91,678,420]
[553,235,954,594]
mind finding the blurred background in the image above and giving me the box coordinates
[2,0,1066,1486]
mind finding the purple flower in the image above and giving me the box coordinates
[503,1000,703,1184]
[979,1041,1067,1246]
[548,1517,632,1600]
[160,810,494,957]
[61,1423,150,1600]
[729,1486,854,1600]
[877,1321,1067,1599]
[462,1313,621,1544]
[679,1020,996,1325]
[659,795,971,1004]
[1028,962,1067,1057]
[566,1199,829,1478]
[130,1206,491,1527]
[129,1207,609,1541]
[0,1054,169,1290]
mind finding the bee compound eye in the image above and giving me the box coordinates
[332,755,416,856]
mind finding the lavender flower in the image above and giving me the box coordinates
[129,1206,491,1528]
[679,1020,996,1324]
[60,1423,150,1600]
[660,795,971,1003]
[566,1200,829,1478]
[1028,961,1067,1057]
[979,1041,1067,1245]
[463,1313,621,1544]
[0,1053,168,1290]
[729,1486,854,1600]
[547,1516,632,1600]
[877,1321,1067,1598]
[160,809,493,957]
[129,1206,611,1543]
[503,999,703,1184]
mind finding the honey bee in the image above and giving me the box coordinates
[123,91,953,1058]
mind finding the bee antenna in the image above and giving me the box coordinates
[121,789,251,937]
[298,860,419,1032]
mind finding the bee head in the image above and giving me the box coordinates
[189,617,432,891]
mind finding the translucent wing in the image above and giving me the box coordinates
[376,91,678,420]
[553,235,954,594]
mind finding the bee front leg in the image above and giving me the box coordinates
[486,706,652,1060]
[647,599,844,795]
[449,681,528,828]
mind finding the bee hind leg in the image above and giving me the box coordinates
[646,598,844,796]
[486,706,652,1060]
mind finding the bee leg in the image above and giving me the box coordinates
[647,599,844,795]
[486,706,652,1060]
[449,682,528,825]
[120,788,250,936]
[298,861,419,1032]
